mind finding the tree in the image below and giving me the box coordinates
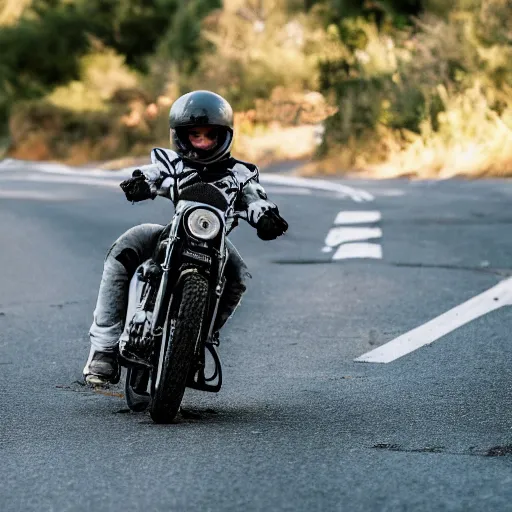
[157,0,221,76]
[0,0,219,129]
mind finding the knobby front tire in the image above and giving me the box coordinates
[149,272,208,424]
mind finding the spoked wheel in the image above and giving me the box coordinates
[149,272,208,424]
[125,366,151,412]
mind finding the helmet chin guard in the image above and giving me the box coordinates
[169,90,234,165]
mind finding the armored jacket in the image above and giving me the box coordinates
[138,147,277,233]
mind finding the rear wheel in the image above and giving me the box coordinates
[149,272,208,423]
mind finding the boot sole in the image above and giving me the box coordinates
[84,370,120,387]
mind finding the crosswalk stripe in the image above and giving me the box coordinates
[333,243,383,260]
[325,226,382,248]
[334,211,382,225]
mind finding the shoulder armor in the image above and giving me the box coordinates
[231,159,259,186]
[150,147,181,175]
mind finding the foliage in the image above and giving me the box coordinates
[157,0,221,77]
[2,0,512,177]
[47,49,139,112]
[311,0,512,176]
[0,0,217,131]
[8,99,159,164]
[189,0,323,110]
[0,5,91,99]
[370,83,512,178]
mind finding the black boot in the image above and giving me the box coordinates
[83,347,120,386]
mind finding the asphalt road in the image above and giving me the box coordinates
[1,162,512,511]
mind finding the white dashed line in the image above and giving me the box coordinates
[333,243,383,260]
[334,210,382,225]
[323,211,383,260]
[355,276,512,363]
[325,226,382,247]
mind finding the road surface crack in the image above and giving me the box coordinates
[389,262,512,277]
[372,443,512,457]
[372,443,445,454]
[274,259,512,277]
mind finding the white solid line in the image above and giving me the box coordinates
[325,226,382,247]
[9,174,120,188]
[355,276,512,363]
[373,189,405,197]
[259,174,374,202]
[0,189,78,200]
[0,159,131,178]
[263,186,313,196]
[0,159,374,202]
[335,211,382,225]
[333,243,382,260]
[0,159,18,170]
[0,174,313,196]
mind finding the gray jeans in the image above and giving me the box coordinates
[89,223,249,352]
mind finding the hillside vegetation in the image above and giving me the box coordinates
[1,0,511,177]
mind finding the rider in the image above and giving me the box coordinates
[83,90,289,386]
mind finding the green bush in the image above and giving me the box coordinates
[0,0,219,136]
[0,6,91,99]
[8,99,157,163]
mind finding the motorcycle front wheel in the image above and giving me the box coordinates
[149,272,208,424]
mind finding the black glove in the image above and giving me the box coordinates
[120,170,153,202]
[256,208,289,240]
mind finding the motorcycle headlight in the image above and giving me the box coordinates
[187,208,221,240]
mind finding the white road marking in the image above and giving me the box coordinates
[261,186,313,196]
[0,159,374,202]
[1,173,316,198]
[355,277,512,363]
[259,174,374,202]
[325,226,382,247]
[0,189,79,200]
[335,211,382,225]
[373,189,405,197]
[0,159,17,170]
[0,173,120,188]
[0,159,125,177]
[323,210,383,260]
[333,243,382,260]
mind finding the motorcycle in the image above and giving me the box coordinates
[118,182,229,423]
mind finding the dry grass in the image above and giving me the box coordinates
[234,124,319,166]
[304,83,512,179]
[95,124,320,171]
[367,84,512,178]
[193,0,324,108]
[308,2,512,179]
[0,0,31,26]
